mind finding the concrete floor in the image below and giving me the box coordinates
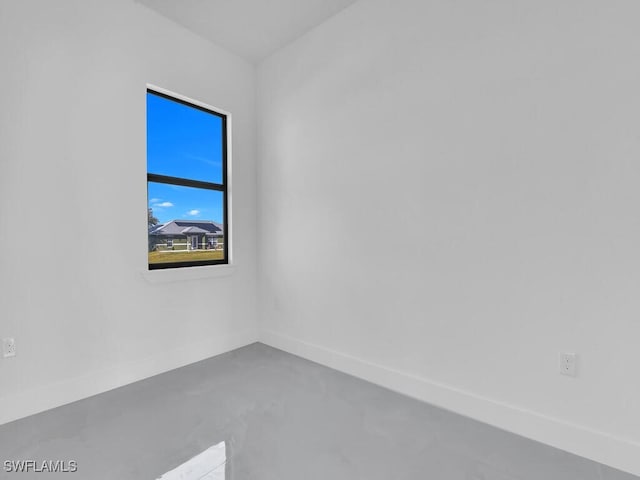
[0,343,636,479]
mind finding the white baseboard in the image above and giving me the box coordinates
[260,329,640,477]
[0,329,259,426]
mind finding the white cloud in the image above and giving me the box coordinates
[154,202,174,208]
[187,209,200,216]
[149,198,161,203]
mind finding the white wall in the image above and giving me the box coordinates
[257,0,640,474]
[2,0,640,473]
[0,0,258,424]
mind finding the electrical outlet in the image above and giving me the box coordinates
[559,352,577,377]
[2,338,16,358]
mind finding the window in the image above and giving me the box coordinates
[147,88,229,270]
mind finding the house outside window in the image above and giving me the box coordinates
[147,87,229,269]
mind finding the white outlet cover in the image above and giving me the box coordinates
[2,338,16,358]
[559,352,577,377]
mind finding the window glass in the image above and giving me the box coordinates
[147,89,228,269]
[147,92,224,184]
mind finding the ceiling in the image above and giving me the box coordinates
[138,0,359,63]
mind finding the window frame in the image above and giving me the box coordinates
[147,86,230,270]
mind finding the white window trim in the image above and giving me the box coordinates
[145,83,234,274]
[142,264,236,284]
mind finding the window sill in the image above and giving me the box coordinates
[141,264,236,284]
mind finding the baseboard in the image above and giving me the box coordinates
[260,329,640,477]
[0,329,259,426]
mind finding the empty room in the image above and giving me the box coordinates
[0,0,638,478]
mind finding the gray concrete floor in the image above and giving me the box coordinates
[0,343,636,479]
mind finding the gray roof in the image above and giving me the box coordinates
[149,219,223,236]
[180,226,209,234]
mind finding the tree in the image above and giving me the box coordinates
[148,207,159,227]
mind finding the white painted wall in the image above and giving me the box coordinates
[257,0,640,474]
[2,0,640,473]
[0,0,258,424]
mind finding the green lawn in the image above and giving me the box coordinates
[149,250,225,264]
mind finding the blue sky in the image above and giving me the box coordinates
[147,92,224,224]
